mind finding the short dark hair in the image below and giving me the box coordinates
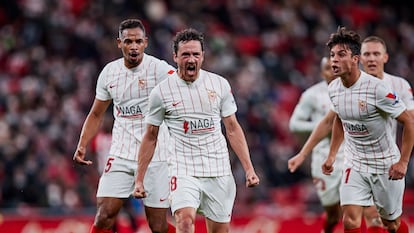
[172,28,204,54]
[362,36,387,52]
[118,19,146,38]
[326,27,361,56]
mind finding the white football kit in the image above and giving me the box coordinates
[329,71,407,220]
[383,72,414,138]
[289,80,344,206]
[95,54,175,208]
[146,69,238,222]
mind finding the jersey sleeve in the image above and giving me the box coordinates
[289,90,318,132]
[156,59,176,83]
[376,82,406,119]
[95,65,112,101]
[399,78,414,110]
[146,86,165,126]
[220,78,237,117]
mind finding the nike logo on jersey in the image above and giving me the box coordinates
[172,101,182,107]
[109,84,116,88]
[388,209,397,216]
[159,197,168,202]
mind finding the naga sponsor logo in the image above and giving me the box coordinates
[183,118,215,134]
[343,122,369,135]
[116,104,144,119]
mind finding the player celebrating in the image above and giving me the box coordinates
[322,27,414,233]
[73,19,176,233]
[133,28,260,233]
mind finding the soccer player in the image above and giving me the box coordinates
[322,27,414,233]
[90,115,140,233]
[360,35,414,138]
[288,57,343,233]
[289,34,414,233]
[132,28,260,233]
[73,19,176,233]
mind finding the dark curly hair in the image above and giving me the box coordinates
[118,19,146,38]
[326,26,361,56]
[172,28,204,54]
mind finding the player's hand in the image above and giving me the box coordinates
[388,161,408,180]
[322,157,335,175]
[246,170,260,187]
[132,181,147,198]
[73,146,93,165]
[288,153,305,173]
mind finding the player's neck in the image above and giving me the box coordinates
[341,69,361,88]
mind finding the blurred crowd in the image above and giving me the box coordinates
[1,0,414,217]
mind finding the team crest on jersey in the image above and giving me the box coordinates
[138,79,147,89]
[358,100,367,112]
[206,89,217,102]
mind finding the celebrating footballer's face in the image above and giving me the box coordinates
[117,27,148,69]
[330,44,359,79]
[174,40,204,83]
[360,41,388,79]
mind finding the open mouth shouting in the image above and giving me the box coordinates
[129,52,139,62]
[186,64,197,76]
[332,65,339,74]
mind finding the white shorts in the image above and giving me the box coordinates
[339,167,404,220]
[311,153,342,206]
[96,156,170,208]
[170,175,236,223]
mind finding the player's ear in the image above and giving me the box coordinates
[143,37,148,48]
[383,52,389,63]
[117,38,122,49]
[353,54,360,64]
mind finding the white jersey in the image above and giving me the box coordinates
[95,54,175,161]
[146,69,237,177]
[289,80,344,164]
[328,71,406,174]
[383,72,414,139]
[290,80,344,206]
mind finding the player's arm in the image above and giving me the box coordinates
[398,78,414,117]
[322,114,343,175]
[390,110,414,180]
[73,98,111,165]
[223,114,260,188]
[133,124,159,198]
[288,110,336,173]
[289,92,316,132]
[133,86,164,198]
[377,82,414,179]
